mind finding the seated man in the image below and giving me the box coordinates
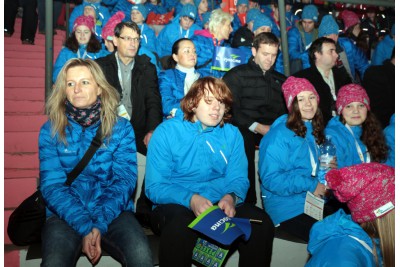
[145,77,275,266]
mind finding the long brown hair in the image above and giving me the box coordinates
[286,97,325,145]
[340,111,388,162]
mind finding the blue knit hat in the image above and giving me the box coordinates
[253,14,273,32]
[179,4,197,20]
[83,2,102,19]
[246,8,261,24]
[318,15,339,37]
[301,4,318,22]
[131,4,149,20]
[236,0,249,6]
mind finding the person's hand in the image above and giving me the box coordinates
[313,182,327,199]
[82,228,102,265]
[255,124,270,136]
[190,194,213,217]
[218,194,236,217]
[143,131,153,147]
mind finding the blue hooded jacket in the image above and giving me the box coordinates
[259,114,319,225]
[145,110,249,208]
[325,116,369,168]
[53,45,109,83]
[371,34,395,66]
[111,0,134,21]
[384,114,395,167]
[158,68,202,118]
[39,117,137,237]
[306,209,381,267]
[137,23,157,53]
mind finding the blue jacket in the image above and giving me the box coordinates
[53,45,109,83]
[158,68,202,118]
[145,111,249,208]
[287,21,318,70]
[191,29,230,78]
[156,19,202,58]
[232,13,243,34]
[138,23,157,53]
[306,209,381,267]
[69,3,110,41]
[39,117,137,237]
[259,114,319,225]
[384,114,395,167]
[325,116,369,168]
[371,34,394,66]
[145,2,168,14]
[111,0,133,21]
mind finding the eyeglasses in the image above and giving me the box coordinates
[118,36,140,43]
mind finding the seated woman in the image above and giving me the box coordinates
[259,76,336,242]
[191,8,233,78]
[145,77,275,266]
[41,59,153,266]
[325,84,389,168]
[159,38,201,119]
[53,15,108,83]
[306,163,395,267]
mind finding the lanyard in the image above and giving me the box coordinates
[77,49,88,59]
[307,139,318,177]
[345,124,371,163]
[179,26,189,38]
[212,36,222,47]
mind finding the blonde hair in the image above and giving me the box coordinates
[46,58,120,144]
[208,9,233,35]
[361,210,395,267]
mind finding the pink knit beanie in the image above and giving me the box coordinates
[341,10,360,31]
[281,76,320,111]
[101,11,125,41]
[336,84,370,115]
[73,15,95,33]
[326,163,395,223]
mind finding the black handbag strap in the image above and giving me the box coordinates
[65,125,103,186]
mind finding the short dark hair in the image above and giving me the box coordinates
[252,32,279,50]
[114,21,141,37]
[308,37,336,63]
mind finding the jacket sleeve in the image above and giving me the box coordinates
[145,125,196,208]
[142,60,163,133]
[258,130,318,196]
[53,48,72,83]
[92,120,137,234]
[143,25,157,53]
[39,122,94,237]
[159,70,181,117]
[346,40,370,80]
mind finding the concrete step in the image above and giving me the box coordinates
[5,58,45,68]
[5,88,45,101]
[5,178,38,209]
[4,100,45,115]
[5,115,46,132]
[4,37,65,47]
[5,153,39,169]
[5,67,45,78]
[5,77,45,88]
[5,132,40,153]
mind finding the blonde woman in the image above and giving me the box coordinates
[40,58,152,267]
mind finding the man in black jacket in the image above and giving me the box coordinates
[293,37,352,124]
[223,32,287,205]
[96,21,162,156]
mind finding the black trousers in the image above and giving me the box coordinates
[238,127,263,205]
[4,0,38,41]
[150,203,275,267]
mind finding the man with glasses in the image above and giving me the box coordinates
[96,21,162,156]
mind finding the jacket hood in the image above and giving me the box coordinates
[308,209,373,255]
[269,114,288,131]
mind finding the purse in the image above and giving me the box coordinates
[7,126,103,246]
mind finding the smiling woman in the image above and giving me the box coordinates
[52,15,108,83]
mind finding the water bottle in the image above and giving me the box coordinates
[318,136,336,185]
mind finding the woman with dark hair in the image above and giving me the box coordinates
[325,84,389,168]
[259,76,337,242]
[146,76,275,266]
[159,38,201,119]
[53,15,108,83]
[41,58,153,266]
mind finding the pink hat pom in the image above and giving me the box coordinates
[101,11,126,41]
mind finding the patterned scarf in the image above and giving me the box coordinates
[65,98,101,127]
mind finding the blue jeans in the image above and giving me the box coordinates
[41,211,153,267]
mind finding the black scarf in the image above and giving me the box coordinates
[65,98,101,127]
